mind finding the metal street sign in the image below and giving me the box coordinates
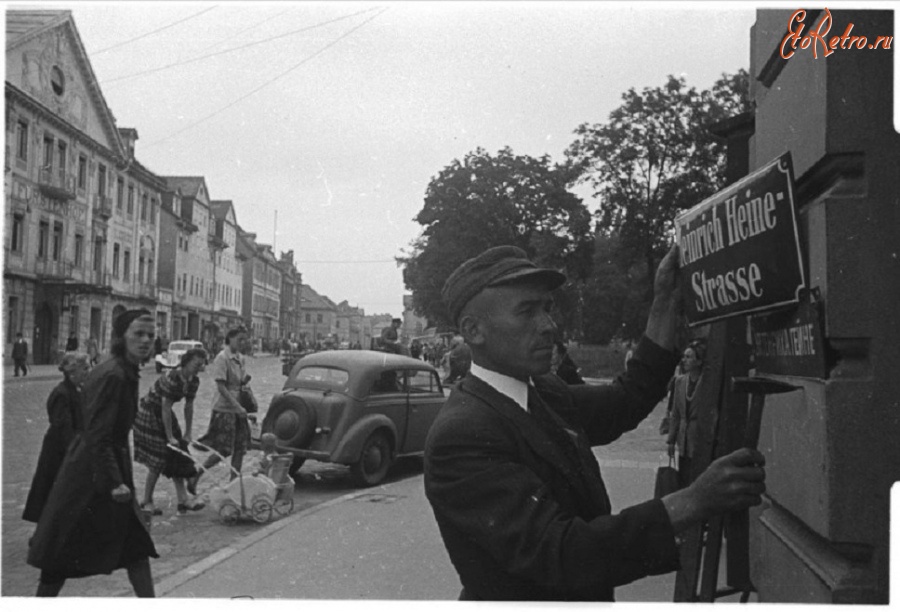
[750,290,827,379]
[675,152,805,327]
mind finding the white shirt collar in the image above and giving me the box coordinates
[469,362,530,412]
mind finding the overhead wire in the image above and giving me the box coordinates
[143,7,388,149]
[194,6,296,54]
[91,6,218,55]
[101,6,382,85]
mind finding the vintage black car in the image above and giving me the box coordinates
[259,350,446,486]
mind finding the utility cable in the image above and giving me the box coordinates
[102,6,381,85]
[144,7,387,148]
[194,6,295,53]
[91,6,218,55]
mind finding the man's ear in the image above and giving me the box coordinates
[459,313,485,346]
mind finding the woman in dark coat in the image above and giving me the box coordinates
[27,309,159,597]
[22,352,92,523]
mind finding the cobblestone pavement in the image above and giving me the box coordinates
[2,354,416,597]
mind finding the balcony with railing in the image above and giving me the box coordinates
[38,167,76,201]
[92,194,113,219]
[34,259,75,279]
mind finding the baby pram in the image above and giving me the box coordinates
[170,442,295,524]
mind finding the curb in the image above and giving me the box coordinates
[123,483,400,597]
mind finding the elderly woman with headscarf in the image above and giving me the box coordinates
[22,352,92,524]
[27,310,159,597]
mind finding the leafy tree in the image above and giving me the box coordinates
[400,147,593,332]
[568,70,751,340]
[566,70,752,295]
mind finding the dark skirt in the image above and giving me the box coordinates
[133,399,197,479]
[198,411,250,458]
[22,429,71,523]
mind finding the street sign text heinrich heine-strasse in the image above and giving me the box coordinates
[675,153,805,327]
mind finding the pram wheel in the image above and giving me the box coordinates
[251,497,273,523]
[273,497,294,516]
[219,501,240,524]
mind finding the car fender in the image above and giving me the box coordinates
[331,414,397,464]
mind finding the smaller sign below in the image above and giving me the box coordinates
[750,290,827,379]
[675,152,806,327]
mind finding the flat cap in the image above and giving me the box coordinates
[442,246,566,325]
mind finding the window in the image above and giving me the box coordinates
[16,121,28,161]
[43,137,54,169]
[112,243,120,278]
[336,320,341,328]
[93,239,103,272]
[7,296,20,340]
[141,193,148,221]
[409,370,440,394]
[149,198,157,224]
[138,255,145,283]
[127,185,134,216]
[74,234,84,267]
[116,177,124,210]
[52,222,63,261]
[10,214,24,253]
[57,141,67,176]
[77,156,87,189]
[317,313,323,324]
[38,221,49,258]
[97,164,107,196]
[305,313,311,323]
[372,369,406,394]
[50,66,65,96]
[123,250,131,282]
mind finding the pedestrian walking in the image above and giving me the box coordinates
[22,352,92,523]
[379,318,403,354]
[667,340,707,488]
[133,348,208,515]
[27,309,159,597]
[424,245,766,601]
[87,337,100,366]
[12,331,28,376]
[65,331,79,352]
[191,328,252,490]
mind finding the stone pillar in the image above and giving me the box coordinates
[747,9,899,603]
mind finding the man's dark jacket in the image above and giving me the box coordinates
[424,337,680,601]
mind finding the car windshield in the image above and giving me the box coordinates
[293,366,351,393]
[169,342,198,352]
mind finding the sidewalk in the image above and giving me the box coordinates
[158,446,681,600]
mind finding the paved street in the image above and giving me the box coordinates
[3,357,691,600]
[2,354,388,597]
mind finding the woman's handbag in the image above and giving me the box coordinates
[654,457,680,499]
[238,385,258,414]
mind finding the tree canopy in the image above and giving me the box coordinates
[400,147,593,331]
[567,70,752,341]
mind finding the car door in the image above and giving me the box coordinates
[402,368,444,453]
[366,367,409,446]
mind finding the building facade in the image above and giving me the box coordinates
[5,10,162,363]
[159,177,218,347]
[236,229,281,350]
[278,249,302,343]
[298,284,336,346]
[209,200,244,345]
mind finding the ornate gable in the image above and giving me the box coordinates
[6,10,123,156]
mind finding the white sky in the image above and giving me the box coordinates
[8,1,895,317]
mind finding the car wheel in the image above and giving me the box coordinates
[289,456,306,477]
[267,399,316,449]
[350,431,392,487]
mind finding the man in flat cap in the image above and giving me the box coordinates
[424,245,766,601]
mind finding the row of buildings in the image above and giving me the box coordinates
[3,10,403,364]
